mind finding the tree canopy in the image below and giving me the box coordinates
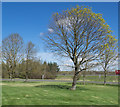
[43,5,117,90]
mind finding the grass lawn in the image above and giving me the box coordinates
[2,81,118,105]
[56,75,118,82]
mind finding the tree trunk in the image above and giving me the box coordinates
[25,59,28,82]
[104,70,107,85]
[83,71,86,85]
[71,75,78,90]
[25,72,28,82]
[8,70,11,81]
[42,74,44,79]
[9,73,13,81]
[71,66,78,90]
[83,75,85,85]
[12,71,15,82]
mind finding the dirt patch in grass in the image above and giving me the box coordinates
[1,82,42,87]
[0,83,6,85]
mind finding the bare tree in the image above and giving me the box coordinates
[25,41,36,81]
[97,36,118,85]
[43,5,115,90]
[2,33,24,81]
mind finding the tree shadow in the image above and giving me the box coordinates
[94,83,119,87]
[35,84,90,90]
[66,82,119,87]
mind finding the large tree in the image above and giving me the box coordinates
[2,33,24,80]
[43,5,115,90]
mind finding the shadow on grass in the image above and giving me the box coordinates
[35,84,90,90]
[2,81,17,83]
[22,81,41,83]
[94,83,119,87]
[2,80,41,83]
[66,82,118,87]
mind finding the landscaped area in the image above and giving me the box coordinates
[2,81,118,105]
[2,2,119,106]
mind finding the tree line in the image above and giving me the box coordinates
[2,34,59,81]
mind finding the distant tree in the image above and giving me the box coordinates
[25,41,37,81]
[2,61,9,78]
[97,36,118,85]
[18,59,40,79]
[48,62,59,72]
[40,61,47,79]
[2,33,24,81]
[30,60,42,79]
[47,62,60,78]
[43,5,116,90]
[17,59,26,79]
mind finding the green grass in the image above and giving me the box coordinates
[56,75,118,82]
[2,81,118,105]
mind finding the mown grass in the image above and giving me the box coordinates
[2,81,118,105]
[56,75,118,82]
